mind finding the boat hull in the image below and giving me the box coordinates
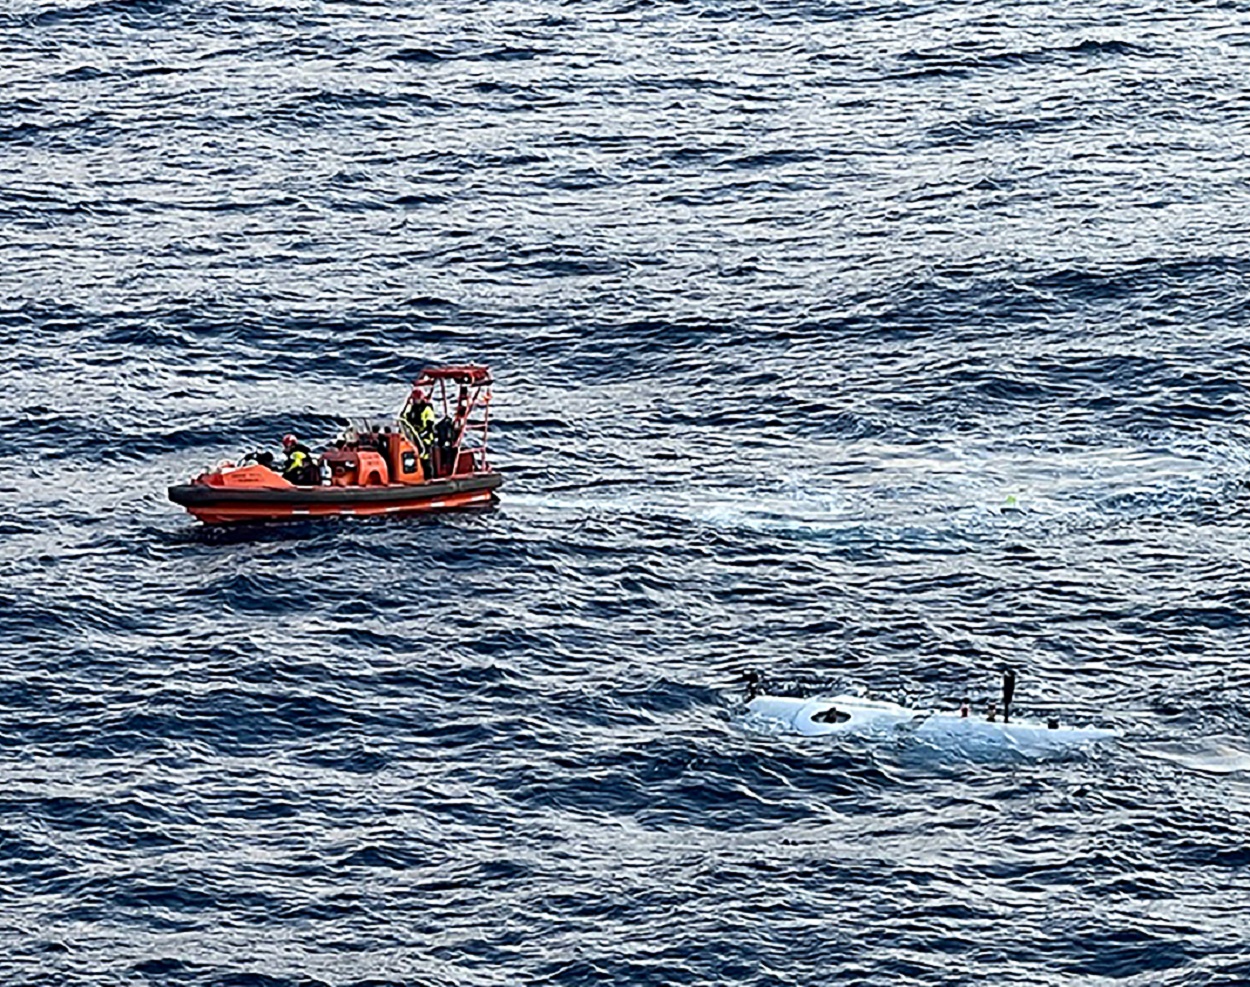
[747,695,925,736]
[915,712,1118,748]
[745,694,1117,750]
[169,471,502,524]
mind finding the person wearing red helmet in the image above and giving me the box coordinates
[280,433,319,486]
[398,385,436,475]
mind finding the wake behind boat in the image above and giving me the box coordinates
[169,365,501,525]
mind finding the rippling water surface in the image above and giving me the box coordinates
[4,1,1250,984]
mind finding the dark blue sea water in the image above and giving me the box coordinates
[5,1,1250,984]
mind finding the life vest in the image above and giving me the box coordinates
[282,445,317,484]
[401,400,435,449]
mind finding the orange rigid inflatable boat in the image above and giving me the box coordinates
[169,365,502,525]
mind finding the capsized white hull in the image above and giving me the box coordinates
[745,694,1117,749]
[915,711,1118,748]
[745,694,925,736]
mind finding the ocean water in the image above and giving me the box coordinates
[4,0,1250,984]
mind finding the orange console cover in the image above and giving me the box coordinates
[385,433,424,485]
[355,450,389,486]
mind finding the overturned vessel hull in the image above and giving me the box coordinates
[744,694,1117,751]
